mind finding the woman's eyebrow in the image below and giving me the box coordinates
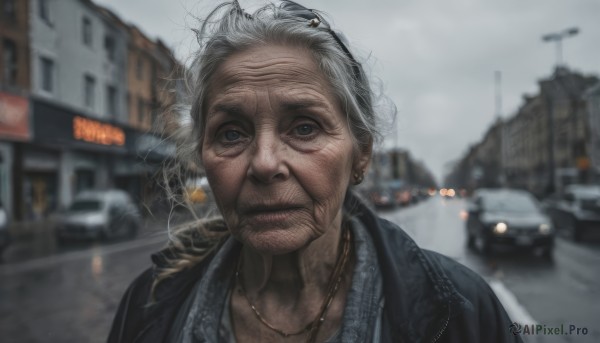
[207,103,245,120]
[280,99,330,112]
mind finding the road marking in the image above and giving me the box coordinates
[0,234,168,276]
[488,279,537,325]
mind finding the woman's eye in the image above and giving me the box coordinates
[223,130,241,141]
[295,124,315,136]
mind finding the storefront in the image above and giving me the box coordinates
[29,98,129,213]
[27,97,176,216]
[21,147,59,220]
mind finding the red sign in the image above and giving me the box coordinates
[0,92,30,141]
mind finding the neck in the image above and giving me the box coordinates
[240,216,345,302]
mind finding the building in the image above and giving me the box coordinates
[444,144,478,192]
[474,118,504,188]
[126,25,154,132]
[444,117,504,193]
[585,82,600,182]
[0,0,30,218]
[0,0,183,223]
[367,148,436,189]
[446,67,599,197]
[539,67,597,191]
[503,95,551,195]
[17,0,130,220]
[0,0,29,92]
[119,28,181,209]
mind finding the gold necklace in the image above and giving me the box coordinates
[235,227,352,342]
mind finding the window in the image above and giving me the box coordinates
[104,35,115,61]
[82,17,92,47]
[40,57,54,93]
[38,0,51,24]
[126,92,131,115]
[137,97,145,124]
[3,0,17,23]
[136,56,143,80]
[2,39,17,86]
[106,85,117,117]
[84,75,95,108]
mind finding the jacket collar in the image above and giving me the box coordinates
[345,192,472,342]
[135,237,233,343]
[140,194,472,343]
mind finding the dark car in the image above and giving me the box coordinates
[466,189,554,257]
[369,188,395,209]
[542,185,600,242]
[55,190,142,242]
[383,180,414,207]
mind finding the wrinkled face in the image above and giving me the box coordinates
[201,44,369,255]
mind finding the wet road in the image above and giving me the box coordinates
[0,232,166,343]
[380,197,600,343]
[1,197,599,342]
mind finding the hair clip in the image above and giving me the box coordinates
[308,18,321,27]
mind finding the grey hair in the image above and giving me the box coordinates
[181,0,382,163]
[152,1,393,293]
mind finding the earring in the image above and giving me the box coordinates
[353,170,364,185]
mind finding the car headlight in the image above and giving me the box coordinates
[539,223,552,234]
[493,222,508,235]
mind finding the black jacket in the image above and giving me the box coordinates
[108,195,523,343]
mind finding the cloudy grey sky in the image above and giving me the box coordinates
[95,0,600,182]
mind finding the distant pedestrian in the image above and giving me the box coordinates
[108,1,521,342]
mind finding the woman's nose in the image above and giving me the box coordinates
[247,134,289,184]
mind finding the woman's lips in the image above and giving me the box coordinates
[243,207,303,223]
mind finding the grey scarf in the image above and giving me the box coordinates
[169,218,384,342]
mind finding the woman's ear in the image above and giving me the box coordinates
[353,139,373,182]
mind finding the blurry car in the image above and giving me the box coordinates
[542,185,600,242]
[466,189,554,257]
[55,190,141,242]
[384,180,413,207]
[369,188,395,209]
[0,201,10,255]
[410,187,426,202]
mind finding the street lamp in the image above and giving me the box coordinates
[542,27,579,67]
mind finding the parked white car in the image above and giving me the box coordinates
[55,190,141,242]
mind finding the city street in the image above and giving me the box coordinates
[380,197,600,343]
[1,196,599,342]
[0,1,597,343]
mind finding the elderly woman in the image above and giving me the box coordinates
[109,1,521,342]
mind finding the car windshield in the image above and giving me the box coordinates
[68,200,102,212]
[482,193,539,213]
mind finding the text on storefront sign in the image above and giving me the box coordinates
[73,116,125,146]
